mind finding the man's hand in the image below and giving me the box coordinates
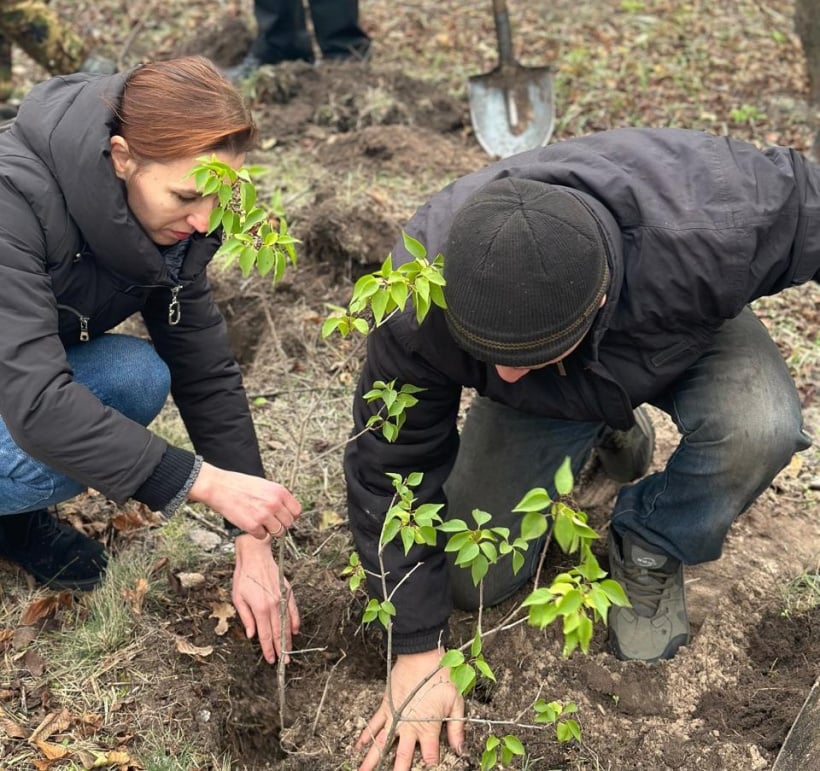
[232,533,300,663]
[189,461,301,539]
[356,649,465,771]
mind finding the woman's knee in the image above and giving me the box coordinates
[67,334,170,425]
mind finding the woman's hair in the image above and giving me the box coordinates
[114,56,257,162]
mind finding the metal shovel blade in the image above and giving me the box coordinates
[469,0,555,158]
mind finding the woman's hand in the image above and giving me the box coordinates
[189,461,301,539]
[232,533,300,663]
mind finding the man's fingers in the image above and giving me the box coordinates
[394,730,424,771]
[356,710,386,752]
[357,727,388,771]
[446,695,466,754]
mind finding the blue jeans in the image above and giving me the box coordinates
[444,307,812,609]
[0,334,170,514]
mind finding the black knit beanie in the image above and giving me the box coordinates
[443,178,610,366]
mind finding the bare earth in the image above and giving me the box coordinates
[0,1,818,770]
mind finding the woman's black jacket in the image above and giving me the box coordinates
[0,71,264,513]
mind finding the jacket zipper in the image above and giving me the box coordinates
[168,285,182,325]
[57,304,90,342]
[57,282,183,343]
[121,282,185,326]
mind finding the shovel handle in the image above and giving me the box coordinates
[492,0,515,67]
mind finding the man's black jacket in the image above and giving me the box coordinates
[344,128,820,654]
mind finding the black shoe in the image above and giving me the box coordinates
[0,509,107,591]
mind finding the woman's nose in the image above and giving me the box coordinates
[187,199,216,233]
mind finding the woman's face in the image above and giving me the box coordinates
[110,136,244,245]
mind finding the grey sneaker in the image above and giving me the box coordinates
[596,406,655,483]
[224,54,263,83]
[607,529,689,661]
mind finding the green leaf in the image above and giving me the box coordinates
[381,518,401,546]
[439,649,464,669]
[455,542,480,566]
[600,578,630,606]
[400,527,414,555]
[553,511,576,553]
[256,245,275,277]
[371,290,389,325]
[521,511,548,541]
[389,281,409,310]
[527,602,560,629]
[475,658,496,681]
[451,663,476,695]
[502,735,525,755]
[554,456,574,496]
[238,245,256,276]
[557,719,582,743]
[480,748,497,771]
[438,519,468,533]
[243,207,267,232]
[207,207,223,234]
[470,554,489,585]
[557,589,583,616]
[406,471,423,487]
[240,180,257,211]
[401,231,427,259]
[513,487,552,512]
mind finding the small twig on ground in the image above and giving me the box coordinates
[311,650,347,735]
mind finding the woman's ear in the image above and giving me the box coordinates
[109,135,134,180]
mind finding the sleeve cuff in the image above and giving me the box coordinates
[132,446,199,516]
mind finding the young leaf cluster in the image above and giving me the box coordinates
[515,460,630,657]
[322,231,446,338]
[190,156,298,280]
[363,380,425,443]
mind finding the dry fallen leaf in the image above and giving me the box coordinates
[176,572,206,590]
[34,738,70,760]
[121,578,149,615]
[0,715,28,739]
[318,509,344,531]
[21,592,73,626]
[208,602,236,636]
[29,708,72,744]
[175,637,213,658]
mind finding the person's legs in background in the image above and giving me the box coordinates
[251,0,314,64]
[0,335,171,590]
[307,0,370,61]
[608,307,812,661]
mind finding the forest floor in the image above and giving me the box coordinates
[1,1,819,770]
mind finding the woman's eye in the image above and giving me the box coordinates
[176,193,198,203]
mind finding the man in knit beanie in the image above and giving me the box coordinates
[346,128,816,771]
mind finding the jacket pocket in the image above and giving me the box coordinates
[649,339,696,368]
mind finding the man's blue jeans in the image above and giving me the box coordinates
[0,334,170,514]
[444,307,813,609]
